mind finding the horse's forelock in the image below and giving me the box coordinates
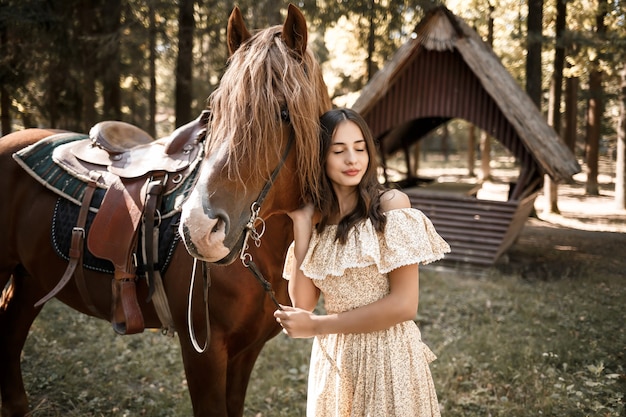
[207,25,329,203]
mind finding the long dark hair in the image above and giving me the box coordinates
[315,108,387,244]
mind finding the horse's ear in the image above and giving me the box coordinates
[227,6,252,56]
[281,4,307,57]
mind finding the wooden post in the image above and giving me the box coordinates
[479,131,491,181]
[468,123,476,177]
[616,66,626,210]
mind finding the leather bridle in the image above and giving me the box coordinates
[188,111,295,353]
[239,128,294,310]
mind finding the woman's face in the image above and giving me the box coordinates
[325,120,369,190]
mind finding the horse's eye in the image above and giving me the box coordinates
[280,108,290,123]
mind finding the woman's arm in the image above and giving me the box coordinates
[286,204,320,312]
[275,263,419,337]
[275,189,420,338]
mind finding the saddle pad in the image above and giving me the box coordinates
[52,197,181,275]
[12,133,96,206]
[14,132,188,275]
[12,132,202,218]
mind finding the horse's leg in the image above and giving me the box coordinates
[179,330,279,417]
[0,268,43,417]
[177,329,231,417]
[221,217,291,417]
[225,332,281,417]
[161,246,228,417]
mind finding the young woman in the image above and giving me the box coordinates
[274,108,450,416]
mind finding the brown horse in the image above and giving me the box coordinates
[179,5,332,264]
[0,5,330,417]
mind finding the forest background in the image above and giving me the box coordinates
[2,1,626,416]
[0,0,625,202]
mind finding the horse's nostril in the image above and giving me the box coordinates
[209,210,229,236]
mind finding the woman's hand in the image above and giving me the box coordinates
[286,202,316,225]
[274,305,318,338]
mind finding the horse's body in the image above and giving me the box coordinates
[0,127,292,417]
[0,5,330,417]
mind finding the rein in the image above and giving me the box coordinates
[187,126,294,354]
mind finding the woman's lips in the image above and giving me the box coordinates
[343,169,360,176]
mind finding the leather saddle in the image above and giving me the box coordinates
[39,111,209,335]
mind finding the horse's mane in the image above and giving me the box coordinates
[207,24,331,204]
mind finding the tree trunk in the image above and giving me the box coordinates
[525,0,543,109]
[412,141,420,177]
[479,2,495,182]
[0,83,10,136]
[479,131,491,182]
[442,122,449,163]
[585,70,602,196]
[564,75,579,153]
[175,0,195,128]
[262,0,281,25]
[47,58,63,128]
[367,0,375,82]
[616,65,626,210]
[250,0,281,27]
[79,0,97,131]
[0,25,10,135]
[148,0,157,137]
[101,0,122,121]
[543,0,567,215]
[584,0,607,196]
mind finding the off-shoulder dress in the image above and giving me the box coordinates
[283,208,450,417]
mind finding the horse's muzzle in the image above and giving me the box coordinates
[179,194,231,263]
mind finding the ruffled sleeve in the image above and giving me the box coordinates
[297,208,450,280]
[377,208,451,273]
[282,242,296,280]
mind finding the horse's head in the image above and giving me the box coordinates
[179,4,331,264]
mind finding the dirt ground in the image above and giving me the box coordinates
[494,177,626,280]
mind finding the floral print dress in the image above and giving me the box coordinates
[283,208,450,417]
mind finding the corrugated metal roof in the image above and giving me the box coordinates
[353,6,580,183]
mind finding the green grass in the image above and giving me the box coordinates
[422,268,625,416]
[21,309,191,416]
[16,252,626,417]
[245,267,625,417]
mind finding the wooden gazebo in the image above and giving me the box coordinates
[352,6,580,265]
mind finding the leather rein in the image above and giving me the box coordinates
[188,115,294,353]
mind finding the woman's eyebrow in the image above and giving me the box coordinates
[331,139,366,145]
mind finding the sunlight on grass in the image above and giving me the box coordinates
[419,268,625,417]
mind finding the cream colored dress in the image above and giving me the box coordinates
[283,208,450,417]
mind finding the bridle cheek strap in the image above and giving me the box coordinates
[240,129,295,310]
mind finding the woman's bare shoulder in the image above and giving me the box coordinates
[379,188,411,212]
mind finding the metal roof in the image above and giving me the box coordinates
[352,6,580,184]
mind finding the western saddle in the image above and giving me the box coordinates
[36,111,209,335]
